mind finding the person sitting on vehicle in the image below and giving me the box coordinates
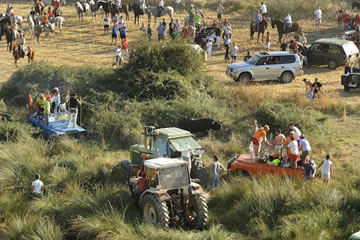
[252,125,271,156]
[287,135,299,168]
[36,93,46,115]
[60,90,70,112]
[244,51,251,61]
[136,170,147,196]
[44,95,51,123]
[52,87,60,113]
[273,129,285,159]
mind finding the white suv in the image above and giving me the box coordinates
[226,52,304,83]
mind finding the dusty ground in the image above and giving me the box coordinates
[0,2,360,105]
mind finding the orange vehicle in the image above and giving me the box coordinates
[227,154,304,178]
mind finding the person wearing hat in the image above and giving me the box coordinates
[299,134,311,164]
[206,38,213,62]
[287,134,299,168]
[252,124,271,156]
[52,87,60,113]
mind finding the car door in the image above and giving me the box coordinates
[307,43,325,65]
[327,44,344,65]
[266,56,282,80]
[253,56,271,80]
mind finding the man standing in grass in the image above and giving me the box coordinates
[31,174,44,197]
[157,22,165,41]
[314,6,322,27]
[230,42,239,63]
[318,154,333,183]
[273,129,285,159]
[208,155,225,188]
[217,2,225,21]
[252,125,271,156]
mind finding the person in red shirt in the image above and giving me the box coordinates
[121,38,129,60]
[53,0,60,16]
[48,7,54,22]
[343,11,351,29]
[354,13,360,25]
[136,171,147,196]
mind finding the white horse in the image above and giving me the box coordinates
[54,16,64,34]
[27,15,35,37]
[145,6,174,24]
[13,15,24,29]
[75,2,90,20]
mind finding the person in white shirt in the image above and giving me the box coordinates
[287,135,299,168]
[104,15,110,33]
[260,2,267,17]
[289,123,301,141]
[158,0,164,17]
[206,38,213,61]
[139,0,145,11]
[314,6,322,26]
[118,15,125,28]
[284,13,292,34]
[317,154,333,182]
[217,3,225,21]
[113,45,122,67]
[115,0,121,10]
[230,42,239,63]
[31,174,44,197]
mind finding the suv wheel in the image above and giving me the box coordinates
[328,59,338,69]
[237,73,252,83]
[280,71,293,83]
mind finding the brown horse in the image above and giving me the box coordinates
[352,1,360,10]
[250,19,268,42]
[271,19,301,43]
[12,43,35,68]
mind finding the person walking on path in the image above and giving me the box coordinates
[208,155,225,188]
[317,154,333,183]
[224,37,231,60]
[217,3,225,21]
[206,38,213,62]
[315,6,322,27]
[230,42,239,63]
[265,31,270,51]
[31,174,44,197]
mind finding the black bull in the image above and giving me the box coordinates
[179,118,222,134]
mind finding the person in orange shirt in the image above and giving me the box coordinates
[252,124,271,156]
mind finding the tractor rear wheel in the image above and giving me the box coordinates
[141,194,170,227]
[185,193,208,230]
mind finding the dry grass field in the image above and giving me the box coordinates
[1,1,360,105]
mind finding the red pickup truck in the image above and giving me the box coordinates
[228,154,304,178]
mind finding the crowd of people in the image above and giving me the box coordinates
[251,120,333,182]
[32,87,81,128]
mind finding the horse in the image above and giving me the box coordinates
[34,23,56,43]
[97,1,129,20]
[27,15,35,37]
[3,28,16,52]
[12,43,35,68]
[271,19,301,43]
[132,3,145,25]
[54,16,64,34]
[0,16,11,41]
[89,0,99,18]
[250,19,267,42]
[75,2,90,20]
[352,1,360,10]
[145,6,174,24]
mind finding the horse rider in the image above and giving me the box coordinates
[36,0,45,15]
[42,12,49,28]
[17,31,26,57]
[255,9,262,32]
[139,0,146,13]
[5,5,11,17]
[187,4,196,23]
[48,7,55,22]
[80,0,86,9]
[115,0,122,10]
[284,13,292,34]
[158,0,164,17]
[11,17,18,41]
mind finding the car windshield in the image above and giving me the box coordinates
[246,54,261,64]
[158,165,189,189]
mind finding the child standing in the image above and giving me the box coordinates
[112,24,118,45]
[112,45,122,67]
[119,24,127,41]
[206,38,213,62]
[104,15,110,33]
[140,22,147,38]
[147,23,152,40]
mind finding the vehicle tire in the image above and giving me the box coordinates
[191,160,208,188]
[280,71,294,83]
[238,73,252,83]
[186,193,208,230]
[344,86,350,92]
[328,59,337,69]
[141,194,170,227]
[111,160,131,183]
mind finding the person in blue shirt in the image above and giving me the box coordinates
[157,23,165,41]
[119,25,127,40]
[303,157,315,181]
[30,7,36,19]
[112,24,118,45]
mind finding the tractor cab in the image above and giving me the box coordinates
[130,126,201,165]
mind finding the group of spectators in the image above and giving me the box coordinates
[33,87,81,127]
[252,121,333,182]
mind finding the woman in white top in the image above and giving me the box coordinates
[206,39,213,61]
[318,154,333,182]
